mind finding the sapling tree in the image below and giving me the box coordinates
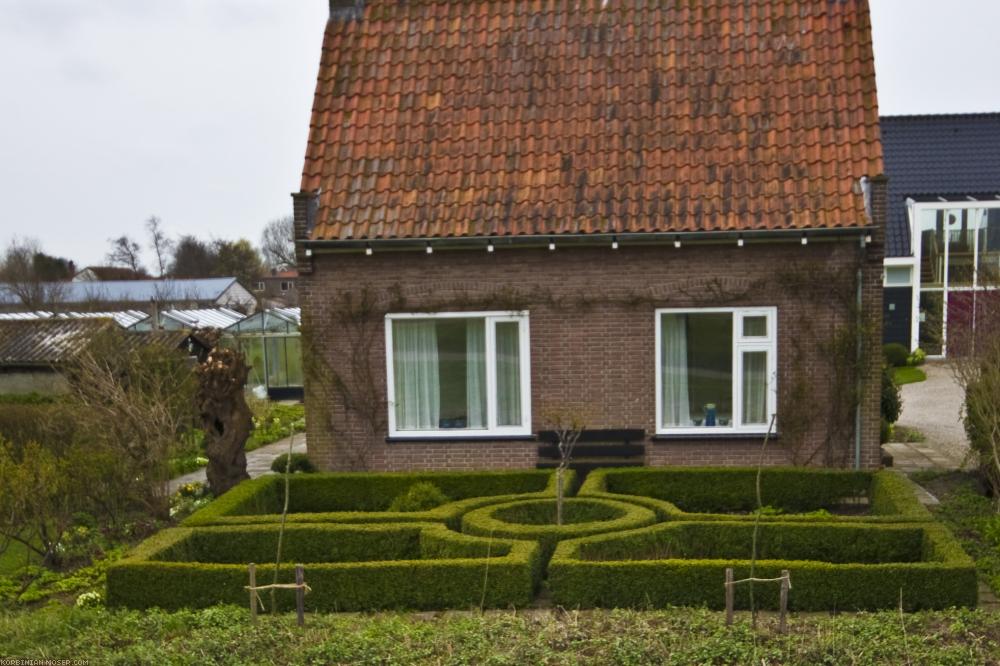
[541,406,589,526]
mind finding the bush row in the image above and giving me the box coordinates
[107,523,539,611]
[461,498,657,565]
[549,521,977,611]
[184,469,574,530]
[579,468,931,522]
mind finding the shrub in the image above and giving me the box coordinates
[579,468,931,523]
[269,453,317,474]
[461,498,656,565]
[549,521,977,611]
[387,483,451,512]
[106,523,539,611]
[184,469,573,529]
[882,365,902,426]
[883,343,910,368]
[908,348,927,366]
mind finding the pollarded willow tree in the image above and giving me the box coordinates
[196,347,253,495]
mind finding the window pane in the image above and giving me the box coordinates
[393,318,486,430]
[946,209,974,286]
[977,209,1000,287]
[661,312,732,427]
[919,209,945,288]
[918,291,943,355]
[742,351,768,425]
[265,337,288,387]
[742,316,767,337]
[285,336,303,386]
[884,266,912,286]
[495,322,522,426]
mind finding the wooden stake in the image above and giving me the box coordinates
[295,564,305,627]
[779,570,790,634]
[725,568,734,626]
[248,563,257,625]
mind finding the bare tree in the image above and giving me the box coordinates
[146,216,174,278]
[0,237,66,309]
[66,326,197,519]
[260,216,296,270]
[541,406,589,525]
[106,235,144,274]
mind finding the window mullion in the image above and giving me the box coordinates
[732,313,742,429]
[485,317,498,432]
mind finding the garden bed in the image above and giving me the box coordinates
[184,469,573,529]
[578,467,932,522]
[549,520,977,611]
[461,498,657,564]
[107,523,539,611]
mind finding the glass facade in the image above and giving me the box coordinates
[222,309,302,393]
[916,206,1000,355]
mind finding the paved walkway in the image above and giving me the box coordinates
[169,434,307,493]
[882,362,970,473]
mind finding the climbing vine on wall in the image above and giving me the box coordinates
[303,251,878,470]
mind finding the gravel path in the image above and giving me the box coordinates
[884,362,970,471]
[168,433,307,493]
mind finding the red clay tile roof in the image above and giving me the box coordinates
[302,0,883,241]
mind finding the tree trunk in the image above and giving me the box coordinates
[197,348,252,496]
[556,466,564,526]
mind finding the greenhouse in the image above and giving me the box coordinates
[223,307,303,400]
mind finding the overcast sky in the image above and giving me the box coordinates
[1,0,999,268]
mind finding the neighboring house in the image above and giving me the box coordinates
[253,269,299,307]
[73,266,148,282]
[292,0,886,472]
[879,113,1000,355]
[0,319,207,395]
[0,278,257,313]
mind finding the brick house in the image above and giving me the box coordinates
[292,0,886,472]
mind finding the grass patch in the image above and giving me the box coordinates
[893,366,927,385]
[891,425,927,443]
[0,541,37,576]
[917,471,1000,597]
[1,605,999,664]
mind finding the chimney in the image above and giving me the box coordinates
[330,0,365,21]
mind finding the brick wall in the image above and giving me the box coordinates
[296,234,884,472]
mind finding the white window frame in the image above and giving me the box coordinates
[654,307,778,436]
[385,311,532,438]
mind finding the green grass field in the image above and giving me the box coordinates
[893,366,927,386]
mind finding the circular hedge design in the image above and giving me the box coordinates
[461,498,657,564]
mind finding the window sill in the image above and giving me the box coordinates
[651,432,780,442]
[386,435,537,444]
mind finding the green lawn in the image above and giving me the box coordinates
[0,540,37,576]
[893,366,927,385]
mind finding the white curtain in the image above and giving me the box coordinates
[465,320,487,429]
[662,314,691,426]
[742,351,767,425]
[495,322,521,426]
[393,320,440,430]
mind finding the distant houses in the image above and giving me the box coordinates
[0,277,256,313]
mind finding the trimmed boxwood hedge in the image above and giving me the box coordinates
[461,498,657,565]
[184,469,575,530]
[107,523,540,611]
[578,467,932,523]
[548,520,977,611]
